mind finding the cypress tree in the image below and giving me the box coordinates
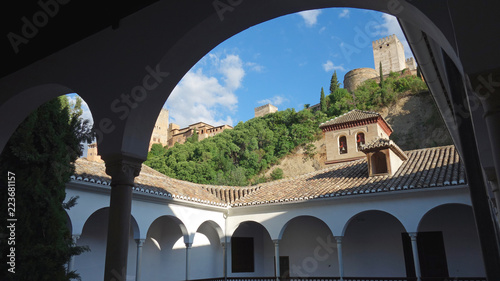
[0,96,93,281]
[379,62,384,87]
[320,87,327,113]
[329,70,340,95]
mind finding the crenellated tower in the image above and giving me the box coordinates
[372,34,406,75]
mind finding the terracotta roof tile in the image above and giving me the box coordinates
[360,138,408,160]
[73,159,229,206]
[319,109,381,128]
[72,145,465,207]
[231,145,465,206]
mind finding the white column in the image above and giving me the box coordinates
[222,241,227,281]
[135,239,146,281]
[273,239,280,281]
[68,234,80,273]
[185,242,192,281]
[409,232,422,281]
[335,236,344,281]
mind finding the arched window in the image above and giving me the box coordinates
[339,136,348,154]
[356,132,365,150]
[371,151,388,174]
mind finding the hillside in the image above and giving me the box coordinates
[262,90,453,179]
[145,73,451,185]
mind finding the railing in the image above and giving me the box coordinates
[344,277,417,281]
[191,278,276,281]
[280,277,340,281]
[421,277,486,281]
[190,277,485,281]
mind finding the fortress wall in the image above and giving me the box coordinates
[343,68,378,93]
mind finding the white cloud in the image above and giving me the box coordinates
[246,62,264,72]
[298,10,321,27]
[339,9,350,19]
[257,95,288,106]
[378,13,413,58]
[322,60,346,72]
[167,54,245,127]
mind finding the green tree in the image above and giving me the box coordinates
[270,168,283,180]
[0,96,93,281]
[379,62,384,87]
[329,70,340,95]
[187,129,199,143]
[320,87,327,113]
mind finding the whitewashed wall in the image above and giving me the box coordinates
[66,181,484,280]
[343,211,407,277]
[418,204,486,277]
[280,216,340,277]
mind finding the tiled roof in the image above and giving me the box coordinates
[360,138,408,160]
[72,159,231,206]
[72,145,465,208]
[319,109,381,128]
[231,145,465,206]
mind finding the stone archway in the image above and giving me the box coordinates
[343,210,408,277]
[417,204,485,279]
[141,215,189,281]
[280,215,339,278]
[190,220,225,279]
[75,208,138,281]
[230,221,274,277]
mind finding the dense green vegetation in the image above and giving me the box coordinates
[145,71,427,186]
[0,96,93,280]
[146,107,326,186]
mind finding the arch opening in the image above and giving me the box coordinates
[231,221,274,277]
[342,210,408,277]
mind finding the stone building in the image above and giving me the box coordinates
[167,122,233,148]
[86,108,169,160]
[149,108,169,150]
[320,109,395,165]
[254,104,278,118]
[343,68,378,93]
[67,130,484,281]
[373,34,408,75]
[343,35,418,93]
[86,143,103,163]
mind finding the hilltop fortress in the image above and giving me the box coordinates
[343,34,417,93]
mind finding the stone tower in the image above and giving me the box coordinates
[372,34,406,76]
[149,108,169,149]
[319,109,393,164]
[87,108,169,160]
[254,104,278,118]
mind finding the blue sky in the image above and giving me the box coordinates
[166,8,412,127]
[74,7,413,129]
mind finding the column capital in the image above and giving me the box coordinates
[335,236,343,243]
[272,239,280,245]
[408,232,418,240]
[72,234,81,242]
[135,239,146,246]
[185,242,192,248]
[104,154,143,186]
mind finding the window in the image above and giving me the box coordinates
[356,133,365,151]
[339,136,348,154]
[371,151,388,174]
[231,237,254,272]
